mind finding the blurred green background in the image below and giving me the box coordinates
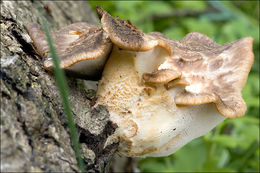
[89,1,259,172]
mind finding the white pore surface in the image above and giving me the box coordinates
[97,46,226,157]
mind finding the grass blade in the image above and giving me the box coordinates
[37,5,86,172]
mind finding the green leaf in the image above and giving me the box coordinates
[138,158,167,172]
[244,97,259,107]
[221,18,259,44]
[210,135,238,148]
[217,148,230,168]
[140,1,172,16]
[174,1,207,11]
[181,18,217,38]
[227,116,259,125]
[163,26,186,40]
[171,138,206,172]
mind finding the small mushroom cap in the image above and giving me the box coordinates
[96,6,171,54]
[25,22,112,78]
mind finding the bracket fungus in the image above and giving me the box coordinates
[26,6,254,157]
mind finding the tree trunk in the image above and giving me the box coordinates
[0,1,118,172]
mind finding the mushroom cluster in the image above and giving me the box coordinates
[26,6,254,157]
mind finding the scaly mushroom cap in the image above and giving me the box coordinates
[25,22,112,78]
[95,7,254,157]
[150,32,254,118]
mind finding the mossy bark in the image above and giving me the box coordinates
[0,1,118,172]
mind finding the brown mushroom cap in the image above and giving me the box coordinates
[96,6,171,54]
[25,22,112,78]
[146,32,254,118]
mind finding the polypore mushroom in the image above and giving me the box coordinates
[26,7,254,157]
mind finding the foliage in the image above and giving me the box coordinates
[90,1,259,172]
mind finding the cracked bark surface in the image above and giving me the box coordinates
[0,1,118,172]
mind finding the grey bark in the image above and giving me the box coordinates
[0,1,118,172]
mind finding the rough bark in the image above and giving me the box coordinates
[0,1,118,172]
